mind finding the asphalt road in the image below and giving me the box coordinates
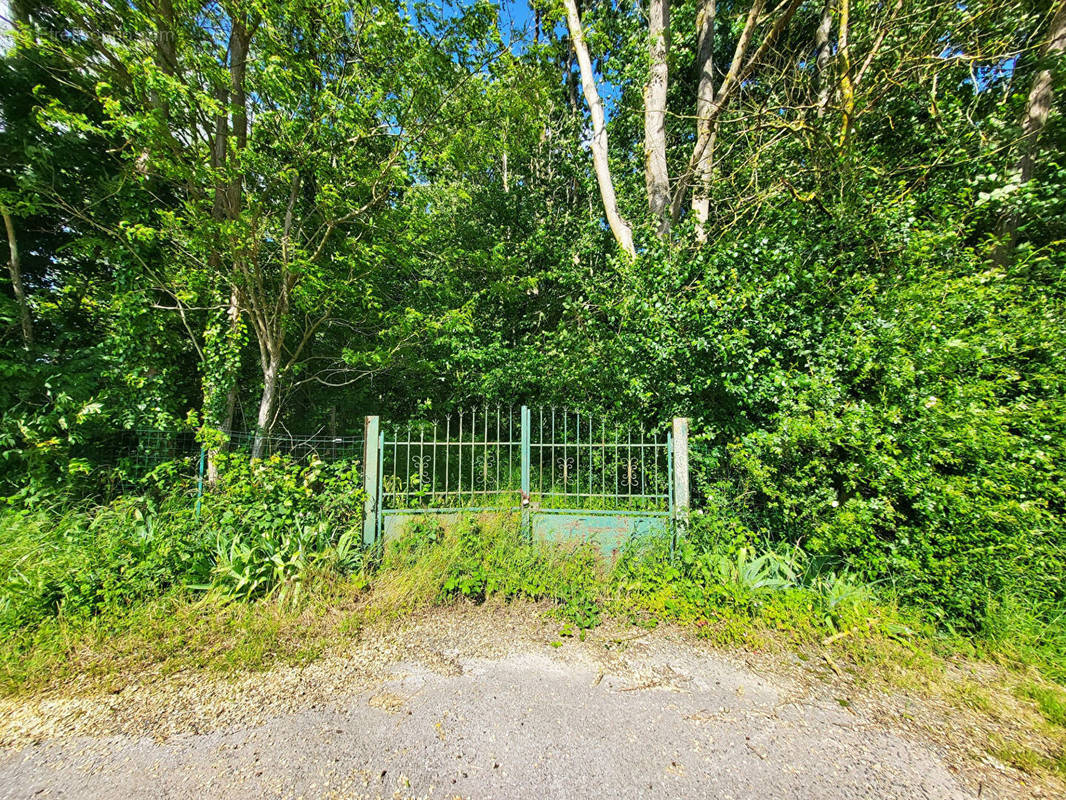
[0,633,977,799]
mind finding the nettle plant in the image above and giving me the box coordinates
[200,454,365,601]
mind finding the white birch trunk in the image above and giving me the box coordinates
[644,0,671,236]
[562,0,637,259]
[2,208,33,349]
[692,0,716,242]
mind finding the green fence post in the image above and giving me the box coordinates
[363,415,380,547]
[666,431,674,559]
[195,446,205,519]
[376,428,384,544]
[521,405,531,540]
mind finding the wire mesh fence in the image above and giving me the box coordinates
[81,428,367,489]
[225,430,365,462]
[128,429,201,478]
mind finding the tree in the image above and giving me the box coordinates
[993,0,1066,264]
[2,207,32,348]
[692,0,716,242]
[33,0,517,455]
[561,0,637,258]
[670,0,803,224]
[2,4,36,350]
[644,0,671,236]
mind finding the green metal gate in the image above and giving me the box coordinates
[371,406,677,555]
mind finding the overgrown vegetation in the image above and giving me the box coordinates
[1,1,1064,784]
[3,496,1064,688]
[2,497,1064,779]
[0,456,365,635]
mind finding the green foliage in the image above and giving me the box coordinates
[979,594,1066,684]
[367,512,893,644]
[378,514,605,628]
[720,233,1066,629]
[1018,682,1066,728]
[0,453,365,633]
[0,496,207,632]
[198,454,366,601]
[611,529,880,641]
[1,0,1062,642]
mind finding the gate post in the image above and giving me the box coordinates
[520,405,531,539]
[672,417,690,538]
[362,415,380,547]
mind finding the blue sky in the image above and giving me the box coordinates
[403,0,622,113]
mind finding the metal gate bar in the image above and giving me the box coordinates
[367,406,687,549]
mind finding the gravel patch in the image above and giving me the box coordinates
[0,604,1048,799]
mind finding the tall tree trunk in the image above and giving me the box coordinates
[837,0,854,150]
[203,59,231,485]
[204,15,256,477]
[206,287,241,486]
[227,16,251,215]
[993,0,1066,265]
[251,351,280,459]
[692,0,716,242]
[2,208,33,349]
[209,82,229,220]
[644,0,671,236]
[247,173,300,460]
[673,0,766,223]
[671,0,801,223]
[814,0,833,118]
[562,0,637,258]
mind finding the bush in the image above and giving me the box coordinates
[197,453,366,601]
[0,452,367,631]
[612,529,879,638]
[716,252,1066,630]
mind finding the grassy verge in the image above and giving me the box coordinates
[1,509,1064,783]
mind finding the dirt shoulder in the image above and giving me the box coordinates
[0,603,1059,799]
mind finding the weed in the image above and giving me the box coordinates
[950,682,996,714]
[1017,682,1066,728]
[991,739,1066,777]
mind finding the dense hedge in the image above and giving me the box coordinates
[688,221,1066,629]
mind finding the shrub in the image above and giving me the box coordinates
[198,453,366,601]
[0,452,367,629]
[716,254,1066,630]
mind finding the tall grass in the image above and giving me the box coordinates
[0,495,209,632]
[980,595,1066,684]
[368,514,606,629]
[1,488,1064,701]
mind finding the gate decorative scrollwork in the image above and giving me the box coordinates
[619,458,641,491]
[410,454,432,487]
[556,456,575,485]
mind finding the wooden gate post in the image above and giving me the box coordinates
[672,417,690,535]
[362,415,380,547]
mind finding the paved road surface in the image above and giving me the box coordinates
[0,619,984,800]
